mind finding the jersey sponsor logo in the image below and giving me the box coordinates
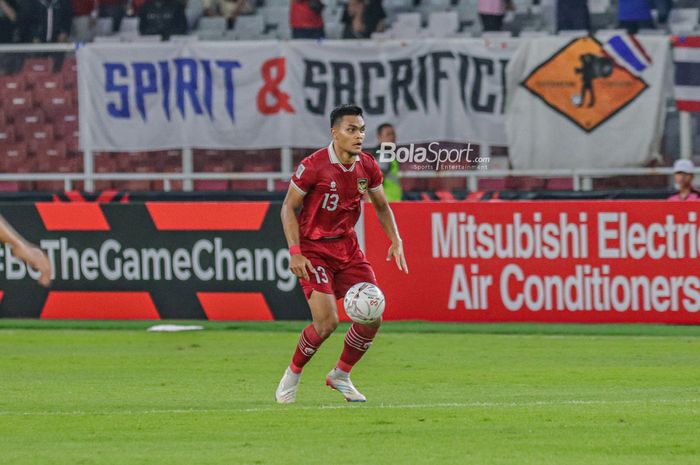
[330,180,337,191]
[357,178,368,193]
[521,36,648,132]
[295,164,305,178]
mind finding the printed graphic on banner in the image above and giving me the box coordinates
[0,202,308,320]
[521,36,648,132]
[505,35,668,169]
[365,201,700,324]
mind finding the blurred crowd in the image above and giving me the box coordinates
[0,0,681,44]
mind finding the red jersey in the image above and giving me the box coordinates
[289,0,324,29]
[290,143,383,241]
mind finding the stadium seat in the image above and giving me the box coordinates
[669,8,699,31]
[33,75,65,95]
[60,57,78,89]
[114,166,153,191]
[427,11,459,37]
[0,126,15,144]
[0,75,27,95]
[519,30,548,38]
[120,17,140,33]
[26,125,56,153]
[3,91,34,114]
[261,7,288,28]
[199,16,228,31]
[95,17,115,36]
[94,35,122,43]
[35,142,68,170]
[478,178,507,190]
[21,57,53,75]
[13,111,46,139]
[233,15,266,39]
[37,90,73,118]
[588,0,610,14]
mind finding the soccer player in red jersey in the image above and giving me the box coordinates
[275,104,408,403]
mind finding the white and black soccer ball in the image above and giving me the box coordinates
[343,282,386,324]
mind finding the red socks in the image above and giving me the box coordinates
[290,324,325,374]
[336,323,379,373]
[289,323,379,374]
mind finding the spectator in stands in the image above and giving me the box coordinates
[556,0,589,32]
[654,0,672,25]
[71,0,97,42]
[98,0,127,31]
[0,0,18,43]
[18,0,73,43]
[668,159,700,201]
[617,0,654,34]
[138,0,188,39]
[477,0,513,32]
[341,0,386,39]
[368,123,402,201]
[290,0,324,39]
[203,0,254,29]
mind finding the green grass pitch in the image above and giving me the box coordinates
[1,320,699,465]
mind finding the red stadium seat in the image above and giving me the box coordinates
[545,177,574,190]
[60,57,78,89]
[0,126,15,144]
[39,91,74,121]
[13,111,46,140]
[21,57,53,75]
[94,158,118,191]
[478,178,507,190]
[3,91,34,114]
[35,141,68,170]
[194,179,230,191]
[26,125,55,153]
[114,166,153,191]
[0,75,27,97]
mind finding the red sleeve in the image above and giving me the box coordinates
[366,155,384,191]
[290,157,316,195]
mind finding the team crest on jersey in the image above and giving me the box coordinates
[330,181,337,191]
[357,178,368,193]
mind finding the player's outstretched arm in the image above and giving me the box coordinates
[280,187,315,281]
[0,214,52,287]
[368,186,408,273]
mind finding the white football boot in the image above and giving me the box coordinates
[275,367,301,404]
[325,368,367,402]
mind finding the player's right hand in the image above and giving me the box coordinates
[14,243,52,287]
[290,254,315,282]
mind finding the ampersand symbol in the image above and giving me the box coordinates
[257,57,295,114]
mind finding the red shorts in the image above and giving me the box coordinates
[299,234,377,300]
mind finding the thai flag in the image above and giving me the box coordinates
[602,33,652,76]
[672,36,700,112]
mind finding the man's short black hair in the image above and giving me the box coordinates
[376,122,393,135]
[330,104,363,128]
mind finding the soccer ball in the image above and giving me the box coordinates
[344,282,386,324]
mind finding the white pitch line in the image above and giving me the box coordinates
[0,397,698,418]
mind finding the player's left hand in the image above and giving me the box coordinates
[386,240,408,273]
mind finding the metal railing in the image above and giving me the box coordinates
[0,167,690,193]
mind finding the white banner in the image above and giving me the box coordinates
[505,35,670,169]
[77,39,518,151]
